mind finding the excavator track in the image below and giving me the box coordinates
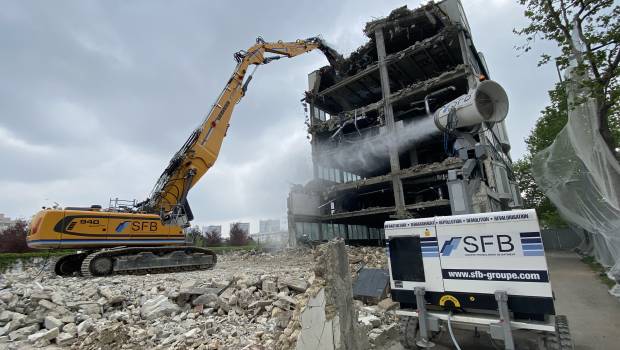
[54,246,216,277]
[54,252,89,276]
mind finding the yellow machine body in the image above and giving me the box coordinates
[27,208,185,249]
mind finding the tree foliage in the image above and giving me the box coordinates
[185,225,202,245]
[229,222,249,246]
[204,228,222,246]
[0,220,31,253]
[525,83,570,153]
[515,0,620,155]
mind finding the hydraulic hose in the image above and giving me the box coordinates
[447,311,462,350]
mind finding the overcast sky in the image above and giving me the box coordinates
[0,0,559,233]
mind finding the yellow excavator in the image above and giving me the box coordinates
[27,37,339,277]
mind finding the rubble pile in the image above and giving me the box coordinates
[347,246,388,278]
[0,245,400,349]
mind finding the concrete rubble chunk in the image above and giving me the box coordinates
[60,315,75,324]
[51,293,64,305]
[0,323,10,337]
[359,314,381,328]
[44,316,63,330]
[192,293,218,306]
[8,324,40,341]
[184,327,200,338]
[98,287,126,305]
[216,297,230,313]
[56,332,76,346]
[280,278,309,293]
[261,279,278,293]
[278,294,297,306]
[38,299,57,310]
[140,295,180,320]
[248,300,272,309]
[180,279,197,290]
[0,290,13,303]
[97,323,128,345]
[368,323,399,346]
[30,291,52,301]
[62,322,77,335]
[33,338,51,348]
[0,311,12,323]
[79,302,101,315]
[377,298,399,311]
[28,327,59,343]
[180,287,210,296]
[77,319,93,336]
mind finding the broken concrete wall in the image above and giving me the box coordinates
[292,240,368,350]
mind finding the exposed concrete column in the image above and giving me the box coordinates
[308,102,320,181]
[287,213,297,248]
[375,27,408,218]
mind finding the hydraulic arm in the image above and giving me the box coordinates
[139,37,336,226]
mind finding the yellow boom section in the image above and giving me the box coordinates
[141,37,332,224]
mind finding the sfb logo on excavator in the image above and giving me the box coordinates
[115,221,159,233]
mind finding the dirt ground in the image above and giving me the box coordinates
[547,251,620,350]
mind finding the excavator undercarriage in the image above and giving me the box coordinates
[54,246,217,277]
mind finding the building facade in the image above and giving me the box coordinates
[0,213,18,232]
[259,219,280,234]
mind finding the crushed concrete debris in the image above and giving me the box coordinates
[0,245,400,349]
[377,298,399,312]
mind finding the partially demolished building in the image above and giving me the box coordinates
[288,0,521,245]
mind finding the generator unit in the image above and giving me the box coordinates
[385,209,571,350]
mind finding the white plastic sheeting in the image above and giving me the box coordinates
[531,59,620,297]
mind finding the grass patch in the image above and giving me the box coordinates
[0,250,76,271]
[206,243,259,253]
[581,255,616,288]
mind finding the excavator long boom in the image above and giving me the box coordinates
[140,37,336,225]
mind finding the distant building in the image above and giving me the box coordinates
[231,222,250,234]
[0,213,17,232]
[251,231,288,246]
[259,219,280,234]
[203,225,222,236]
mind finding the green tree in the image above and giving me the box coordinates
[515,0,620,155]
[229,222,248,246]
[204,228,222,246]
[0,220,31,253]
[185,225,203,246]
